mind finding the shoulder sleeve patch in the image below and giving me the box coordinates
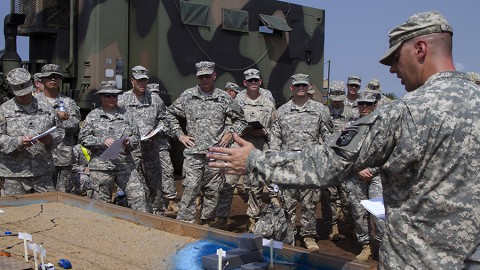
[336,126,359,146]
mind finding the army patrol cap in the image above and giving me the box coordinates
[37,64,64,79]
[467,72,480,85]
[347,75,361,86]
[380,11,453,66]
[33,73,42,83]
[147,83,160,93]
[132,66,149,80]
[195,61,215,76]
[225,82,240,93]
[291,73,310,85]
[7,68,34,96]
[357,90,380,103]
[96,80,122,95]
[366,79,382,91]
[244,69,261,80]
[329,80,346,102]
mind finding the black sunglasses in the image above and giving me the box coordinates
[102,94,119,98]
[246,78,259,83]
[45,75,62,80]
[294,83,308,88]
[358,101,375,106]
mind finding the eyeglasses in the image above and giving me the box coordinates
[348,84,360,88]
[357,101,375,106]
[246,78,259,83]
[197,74,212,79]
[294,83,308,88]
[102,94,119,98]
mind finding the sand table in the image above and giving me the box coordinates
[0,203,195,269]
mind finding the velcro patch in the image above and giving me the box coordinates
[336,126,359,146]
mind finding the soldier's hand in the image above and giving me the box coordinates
[207,133,253,175]
[38,134,53,145]
[21,136,36,148]
[358,168,373,182]
[104,138,115,147]
[217,133,233,147]
[179,135,195,148]
[56,111,69,120]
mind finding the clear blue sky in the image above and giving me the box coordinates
[1,1,479,98]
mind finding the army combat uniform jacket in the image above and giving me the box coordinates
[0,97,63,177]
[167,86,246,155]
[245,72,480,269]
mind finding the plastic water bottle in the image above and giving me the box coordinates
[58,100,65,111]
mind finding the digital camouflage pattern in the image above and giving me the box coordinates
[345,169,384,244]
[71,144,93,196]
[235,89,277,219]
[167,85,246,222]
[6,0,325,108]
[269,98,330,241]
[118,88,169,213]
[79,106,147,212]
[253,203,289,243]
[245,71,480,269]
[35,92,81,192]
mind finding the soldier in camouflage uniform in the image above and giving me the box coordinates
[224,82,240,99]
[270,74,331,250]
[323,81,356,241]
[345,90,384,262]
[71,143,93,196]
[235,68,277,232]
[208,11,480,269]
[33,73,44,95]
[35,64,81,193]
[167,61,246,224]
[118,66,169,214]
[146,83,179,213]
[467,71,480,85]
[0,68,63,195]
[79,80,147,212]
[365,79,392,106]
[238,69,275,105]
[344,75,361,118]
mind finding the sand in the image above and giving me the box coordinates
[0,203,195,269]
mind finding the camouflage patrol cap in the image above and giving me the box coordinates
[244,69,261,80]
[147,83,160,93]
[357,90,381,103]
[380,11,453,66]
[96,80,122,95]
[467,72,480,85]
[329,80,346,102]
[38,64,64,79]
[347,75,361,86]
[291,73,309,85]
[7,68,34,96]
[366,79,382,91]
[225,82,240,93]
[132,66,149,80]
[33,73,42,83]
[195,61,215,76]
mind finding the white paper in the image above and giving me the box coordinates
[18,232,32,241]
[262,238,283,249]
[360,197,385,221]
[141,128,161,141]
[100,136,127,160]
[31,126,57,141]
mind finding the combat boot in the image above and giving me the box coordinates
[303,236,319,251]
[167,199,179,213]
[211,217,229,230]
[356,244,371,262]
[328,224,340,241]
[247,217,256,232]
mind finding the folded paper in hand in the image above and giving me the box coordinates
[360,197,385,221]
[100,136,127,160]
[31,126,57,141]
